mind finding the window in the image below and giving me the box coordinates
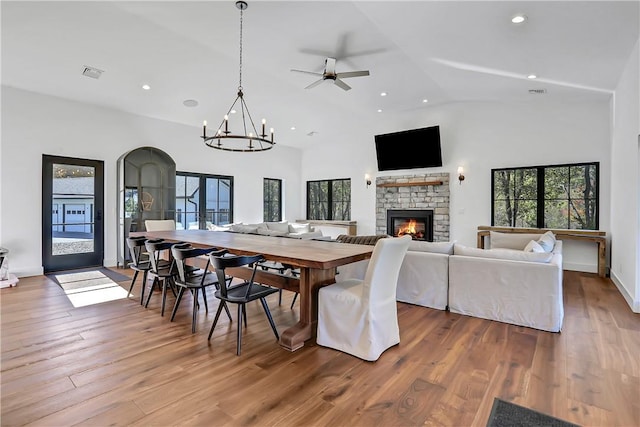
[176,172,233,230]
[263,178,282,222]
[307,178,351,220]
[492,162,598,229]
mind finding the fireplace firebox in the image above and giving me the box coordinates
[386,209,434,241]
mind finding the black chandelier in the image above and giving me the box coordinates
[201,1,275,152]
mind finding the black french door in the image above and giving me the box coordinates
[42,155,104,273]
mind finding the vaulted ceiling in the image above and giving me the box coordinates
[2,1,638,150]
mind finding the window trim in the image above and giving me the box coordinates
[176,171,234,229]
[491,161,599,230]
[306,178,351,221]
[263,178,282,222]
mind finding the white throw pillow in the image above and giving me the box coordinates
[524,239,545,253]
[537,231,556,252]
[454,244,553,263]
[408,240,455,254]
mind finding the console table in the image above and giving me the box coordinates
[477,226,607,278]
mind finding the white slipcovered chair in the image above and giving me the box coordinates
[144,219,176,231]
[317,235,411,361]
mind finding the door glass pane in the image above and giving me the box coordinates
[52,164,95,255]
[175,175,200,230]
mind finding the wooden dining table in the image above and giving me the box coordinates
[130,229,374,351]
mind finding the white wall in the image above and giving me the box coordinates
[610,38,640,312]
[302,99,612,273]
[0,86,302,276]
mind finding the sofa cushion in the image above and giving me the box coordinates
[287,231,323,239]
[257,228,289,237]
[524,239,545,253]
[265,221,290,233]
[408,240,455,254]
[230,224,259,234]
[454,244,553,263]
[537,231,556,252]
[489,231,545,250]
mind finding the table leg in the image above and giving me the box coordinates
[279,267,335,351]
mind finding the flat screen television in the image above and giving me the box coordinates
[375,125,442,171]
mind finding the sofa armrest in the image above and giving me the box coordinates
[396,251,449,310]
[448,255,564,332]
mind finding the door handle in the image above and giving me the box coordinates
[95,210,102,221]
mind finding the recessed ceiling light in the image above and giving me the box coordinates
[183,99,198,107]
[527,74,537,79]
[377,109,383,113]
[380,92,387,97]
[290,126,296,131]
[142,84,151,90]
[511,14,527,24]
[422,99,428,103]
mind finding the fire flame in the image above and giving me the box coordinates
[398,219,418,236]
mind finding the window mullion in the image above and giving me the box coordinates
[537,167,545,228]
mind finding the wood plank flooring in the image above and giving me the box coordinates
[1,269,638,426]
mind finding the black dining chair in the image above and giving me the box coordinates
[144,239,180,316]
[126,236,151,304]
[208,253,280,355]
[170,245,232,333]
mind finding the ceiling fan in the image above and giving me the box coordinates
[291,57,370,91]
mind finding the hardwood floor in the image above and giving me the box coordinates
[1,269,638,426]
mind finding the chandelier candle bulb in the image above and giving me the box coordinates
[261,118,266,136]
[270,128,274,142]
[224,115,229,133]
[203,120,207,138]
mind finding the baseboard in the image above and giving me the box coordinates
[13,265,44,278]
[610,269,640,313]
[563,262,597,274]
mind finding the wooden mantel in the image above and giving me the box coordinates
[377,180,443,188]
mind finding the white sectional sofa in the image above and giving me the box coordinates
[448,231,564,332]
[209,221,325,240]
[338,231,564,332]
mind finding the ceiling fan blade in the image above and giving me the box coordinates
[291,69,323,77]
[334,78,351,91]
[305,79,325,90]
[336,70,370,79]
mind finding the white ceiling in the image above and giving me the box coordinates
[2,1,638,150]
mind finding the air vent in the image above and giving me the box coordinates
[307,131,318,137]
[528,89,546,94]
[82,66,104,79]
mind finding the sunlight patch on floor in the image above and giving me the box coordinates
[55,270,130,307]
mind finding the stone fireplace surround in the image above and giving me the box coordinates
[375,173,450,242]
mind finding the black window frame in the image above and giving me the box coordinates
[306,178,351,221]
[491,161,599,230]
[263,178,282,222]
[176,171,234,229]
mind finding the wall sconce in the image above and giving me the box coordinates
[365,174,372,188]
[457,166,465,184]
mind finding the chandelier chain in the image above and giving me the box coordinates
[238,6,243,90]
